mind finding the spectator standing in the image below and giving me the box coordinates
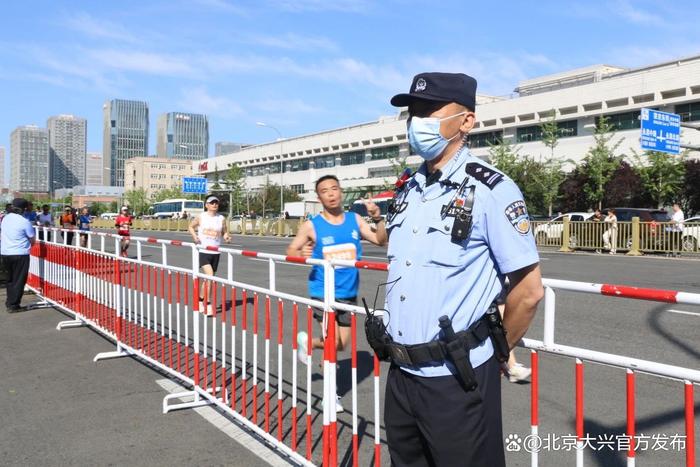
[670,203,684,257]
[78,207,91,248]
[603,208,618,255]
[37,204,54,241]
[24,202,38,225]
[115,206,133,257]
[60,206,77,245]
[1,198,36,312]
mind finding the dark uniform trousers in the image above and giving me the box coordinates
[385,355,505,467]
[3,254,30,309]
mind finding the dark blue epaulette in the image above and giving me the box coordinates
[465,162,504,190]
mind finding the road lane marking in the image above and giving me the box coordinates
[666,309,700,317]
[155,379,290,466]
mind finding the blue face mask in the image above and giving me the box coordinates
[407,111,467,161]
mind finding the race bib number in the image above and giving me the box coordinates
[322,243,357,267]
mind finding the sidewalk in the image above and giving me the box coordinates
[0,285,274,467]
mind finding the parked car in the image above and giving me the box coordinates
[534,212,593,248]
[681,216,700,252]
[605,208,671,250]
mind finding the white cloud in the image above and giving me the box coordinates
[267,0,371,13]
[178,86,244,118]
[611,0,665,26]
[84,49,195,76]
[246,33,339,52]
[190,0,249,15]
[256,98,323,114]
[62,11,140,43]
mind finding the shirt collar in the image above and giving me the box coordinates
[415,146,471,189]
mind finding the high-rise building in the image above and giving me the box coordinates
[10,125,50,193]
[103,99,149,187]
[48,114,87,190]
[156,112,208,160]
[215,141,245,156]
[85,152,105,186]
[0,146,5,188]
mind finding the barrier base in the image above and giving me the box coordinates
[93,347,131,362]
[163,390,215,414]
[26,299,53,310]
[56,319,87,330]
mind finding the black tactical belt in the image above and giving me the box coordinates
[386,314,491,368]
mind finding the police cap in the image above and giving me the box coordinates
[390,72,477,111]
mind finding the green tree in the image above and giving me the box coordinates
[680,159,700,216]
[123,188,150,216]
[488,138,526,182]
[89,202,109,216]
[581,116,623,209]
[631,150,686,208]
[222,163,246,216]
[250,182,301,217]
[536,115,568,216]
[109,201,119,213]
[151,185,199,203]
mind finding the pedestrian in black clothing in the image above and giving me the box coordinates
[1,198,36,312]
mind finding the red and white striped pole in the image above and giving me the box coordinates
[531,350,539,467]
[575,358,584,467]
[685,380,695,467]
[626,369,635,467]
[241,289,248,417]
[351,312,359,467]
[252,292,259,425]
[291,302,299,453]
[277,298,284,442]
[264,295,271,433]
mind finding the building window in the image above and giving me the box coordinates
[469,130,503,148]
[290,184,305,194]
[516,120,578,143]
[370,145,399,160]
[516,125,542,142]
[597,111,641,131]
[313,154,335,169]
[339,151,365,166]
[676,102,700,122]
[290,159,310,172]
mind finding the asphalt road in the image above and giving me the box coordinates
[2,230,698,466]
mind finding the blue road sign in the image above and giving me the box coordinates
[640,108,681,155]
[182,176,208,194]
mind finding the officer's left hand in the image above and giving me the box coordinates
[223,233,231,242]
[364,200,381,220]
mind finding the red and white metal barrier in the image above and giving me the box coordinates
[26,227,699,466]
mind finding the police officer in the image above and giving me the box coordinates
[382,73,544,466]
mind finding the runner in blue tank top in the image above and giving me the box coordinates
[287,175,388,412]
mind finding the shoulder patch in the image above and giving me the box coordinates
[504,200,531,235]
[465,163,504,189]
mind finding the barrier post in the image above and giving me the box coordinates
[627,217,642,256]
[559,216,573,252]
[626,370,636,467]
[575,359,584,467]
[686,380,695,467]
[531,350,539,467]
[543,286,556,346]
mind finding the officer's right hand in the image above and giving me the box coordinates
[301,240,314,258]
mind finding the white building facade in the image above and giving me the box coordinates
[197,55,700,200]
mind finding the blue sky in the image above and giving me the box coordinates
[1,0,699,179]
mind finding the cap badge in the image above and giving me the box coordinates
[415,78,427,92]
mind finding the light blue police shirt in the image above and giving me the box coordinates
[1,213,35,255]
[385,148,539,377]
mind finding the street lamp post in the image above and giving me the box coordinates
[256,122,284,216]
